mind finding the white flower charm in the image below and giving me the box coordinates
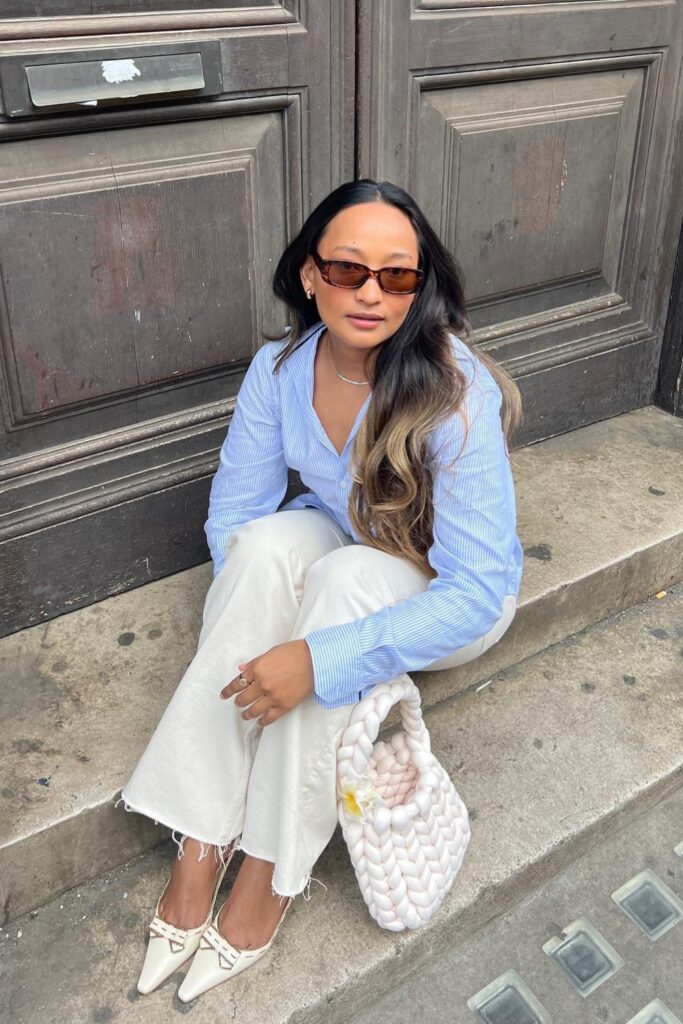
[338,778,383,820]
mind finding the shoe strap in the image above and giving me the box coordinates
[149,915,191,952]
[200,925,245,970]
[202,897,293,969]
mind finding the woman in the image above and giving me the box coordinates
[120,178,523,1002]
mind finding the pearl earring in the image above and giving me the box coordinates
[306,288,313,299]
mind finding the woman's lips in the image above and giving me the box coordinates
[346,315,383,329]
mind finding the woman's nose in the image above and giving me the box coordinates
[356,274,383,302]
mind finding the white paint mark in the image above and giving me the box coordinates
[558,158,568,196]
[134,309,141,323]
[101,59,141,85]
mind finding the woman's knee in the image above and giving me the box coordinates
[305,543,429,603]
[225,509,330,561]
[226,511,291,552]
[219,510,355,588]
[480,593,517,651]
[423,594,517,671]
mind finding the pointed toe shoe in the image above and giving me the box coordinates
[137,843,236,995]
[177,896,292,1003]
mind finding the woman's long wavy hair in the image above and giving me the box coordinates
[265,179,522,580]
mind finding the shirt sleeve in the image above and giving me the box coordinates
[204,343,288,576]
[303,379,519,709]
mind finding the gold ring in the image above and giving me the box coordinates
[238,674,250,689]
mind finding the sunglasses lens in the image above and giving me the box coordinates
[326,261,368,287]
[378,268,421,293]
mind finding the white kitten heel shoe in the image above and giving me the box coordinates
[177,895,293,1003]
[137,842,236,995]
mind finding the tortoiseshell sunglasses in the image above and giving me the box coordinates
[312,251,424,295]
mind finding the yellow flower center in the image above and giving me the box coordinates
[343,790,363,817]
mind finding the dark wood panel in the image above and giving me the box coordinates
[415,66,642,316]
[0,409,233,524]
[0,468,307,636]
[514,336,659,446]
[1,171,252,412]
[0,110,285,442]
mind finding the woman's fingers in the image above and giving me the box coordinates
[239,694,272,721]
[219,675,241,700]
[259,706,284,727]
[218,657,289,726]
[220,667,258,703]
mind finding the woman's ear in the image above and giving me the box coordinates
[300,255,314,295]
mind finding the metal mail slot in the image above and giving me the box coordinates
[0,41,223,117]
[27,53,205,108]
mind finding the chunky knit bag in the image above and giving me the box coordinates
[336,678,471,931]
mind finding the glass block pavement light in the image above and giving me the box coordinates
[625,998,683,1024]
[541,917,624,997]
[467,970,552,1024]
[612,870,683,941]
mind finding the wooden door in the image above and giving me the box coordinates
[3,0,683,636]
[0,2,355,635]
[357,0,683,445]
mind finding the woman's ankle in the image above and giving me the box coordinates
[157,838,231,928]
[177,837,228,865]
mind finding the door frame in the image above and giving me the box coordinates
[656,217,683,418]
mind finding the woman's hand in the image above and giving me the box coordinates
[220,639,315,727]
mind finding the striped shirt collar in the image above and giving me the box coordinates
[281,321,372,456]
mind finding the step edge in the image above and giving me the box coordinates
[288,765,683,1024]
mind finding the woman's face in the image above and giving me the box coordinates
[300,201,421,353]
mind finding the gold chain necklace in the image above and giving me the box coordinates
[325,332,371,386]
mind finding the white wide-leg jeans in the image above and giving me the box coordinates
[121,508,516,899]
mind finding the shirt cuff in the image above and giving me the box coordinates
[303,623,363,709]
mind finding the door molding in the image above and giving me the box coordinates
[0,4,298,41]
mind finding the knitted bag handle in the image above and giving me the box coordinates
[336,680,439,837]
[337,678,471,930]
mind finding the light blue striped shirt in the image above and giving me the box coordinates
[205,321,523,709]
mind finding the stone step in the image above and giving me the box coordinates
[2,581,682,1024]
[1,405,682,924]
